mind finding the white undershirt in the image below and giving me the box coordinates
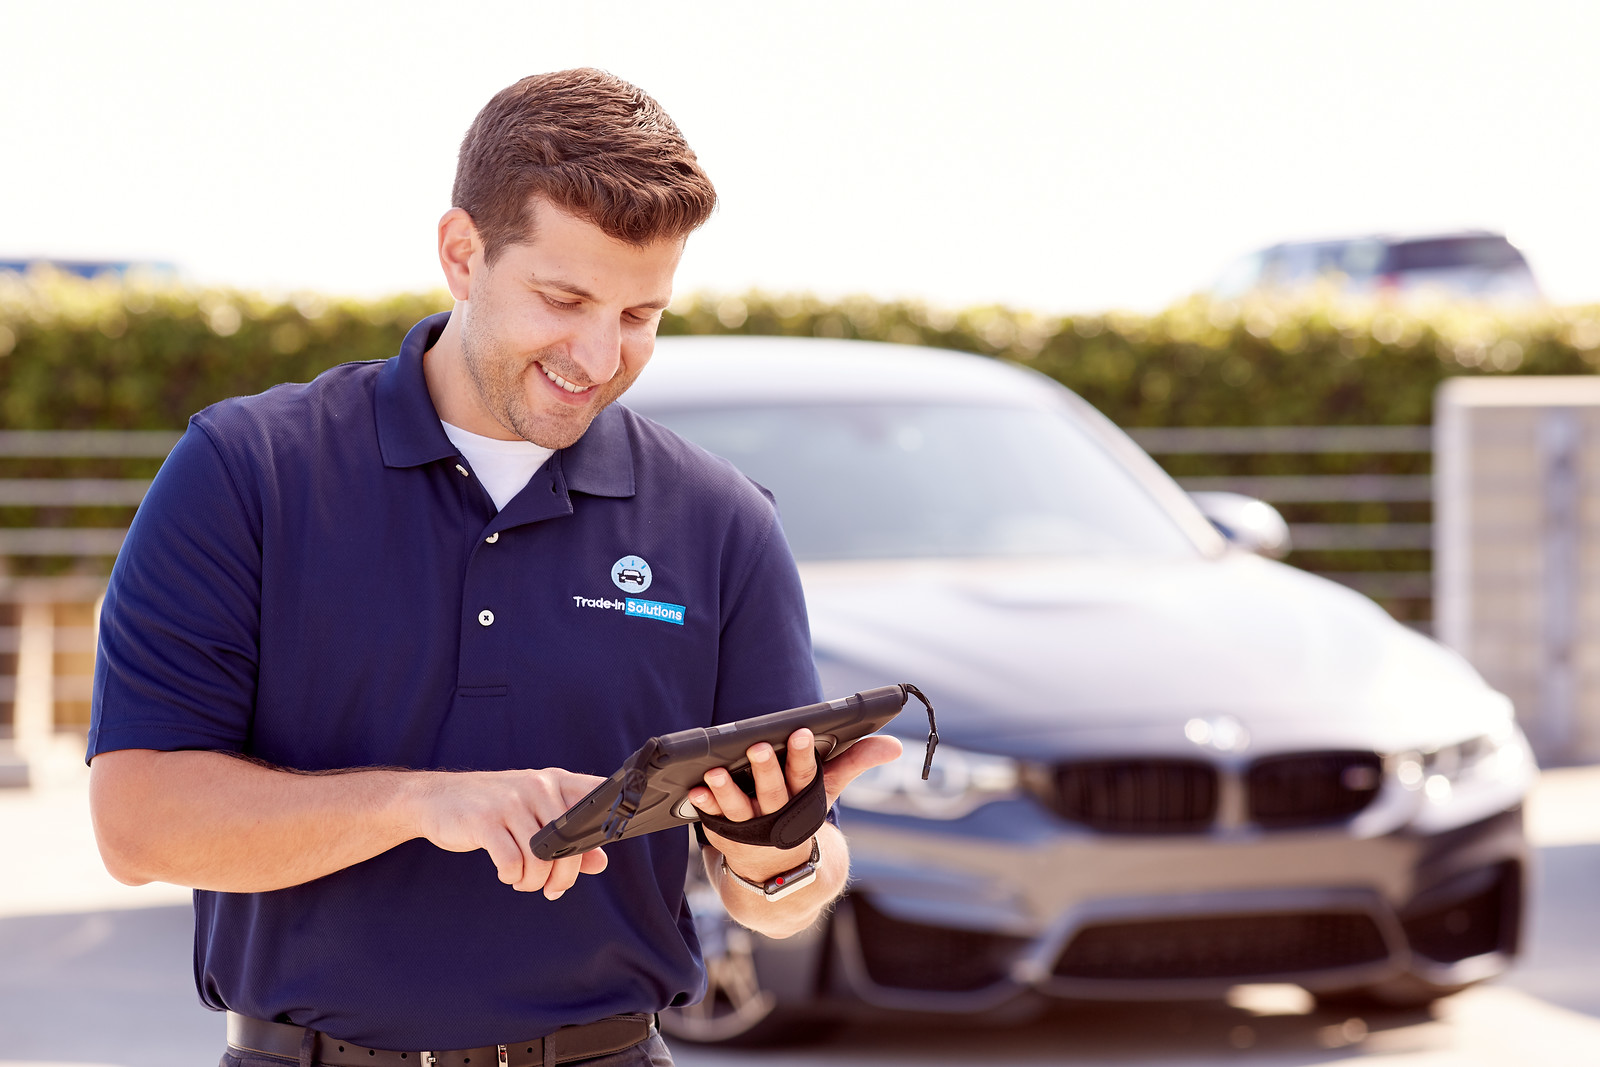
[440,421,555,511]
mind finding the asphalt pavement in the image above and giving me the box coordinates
[5,742,1600,1067]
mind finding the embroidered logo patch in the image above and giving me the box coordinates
[571,596,626,611]
[625,598,686,625]
[611,555,652,593]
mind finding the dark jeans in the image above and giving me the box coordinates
[221,1034,674,1067]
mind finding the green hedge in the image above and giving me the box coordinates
[2,269,1596,432]
[6,269,1596,604]
[664,291,1600,428]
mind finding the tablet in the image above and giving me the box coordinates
[529,683,935,860]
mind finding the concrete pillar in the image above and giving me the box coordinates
[12,599,54,763]
[1435,377,1600,764]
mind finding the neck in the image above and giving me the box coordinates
[421,308,520,441]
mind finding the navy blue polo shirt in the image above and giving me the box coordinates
[87,313,821,1049]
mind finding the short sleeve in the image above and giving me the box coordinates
[711,510,822,725]
[87,421,263,760]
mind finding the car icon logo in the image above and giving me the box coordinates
[610,555,653,593]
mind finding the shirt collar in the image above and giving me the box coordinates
[377,312,636,498]
[556,403,635,498]
[376,312,457,469]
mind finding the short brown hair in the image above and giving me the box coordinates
[453,69,716,261]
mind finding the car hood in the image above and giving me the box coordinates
[801,553,1510,759]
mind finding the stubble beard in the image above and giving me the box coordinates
[459,319,634,450]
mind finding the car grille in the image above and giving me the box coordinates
[847,894,1028,992]
[1052,912,1390,981]
[1040,759,1218,833]
[1246,751,1384,829]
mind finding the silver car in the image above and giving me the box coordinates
[624,335,1536,1044]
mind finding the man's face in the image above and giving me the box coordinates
[454,201,682,449]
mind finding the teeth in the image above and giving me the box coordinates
[541,364,590,394]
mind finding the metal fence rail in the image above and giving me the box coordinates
[0,432,177,784]
[0,431,181,457]
[1127,426,1433,620]
[0,426,1436,785]
[1172,474,1431,503]
[1129,426,1432,454]
[0,479,153,506]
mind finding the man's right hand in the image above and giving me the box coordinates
[89,749,608,898]
[407,767,608,898]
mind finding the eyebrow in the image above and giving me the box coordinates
[531,275,671,311]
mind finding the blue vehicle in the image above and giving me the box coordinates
[624,335,1534,1045]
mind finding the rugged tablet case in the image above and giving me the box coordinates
[529,684,921,860]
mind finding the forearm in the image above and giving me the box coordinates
[90,748,427,893]
[704,822,849,939]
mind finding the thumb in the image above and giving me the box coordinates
[821,734,904,805]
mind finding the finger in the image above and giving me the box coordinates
[822,735,905,806]
[578,847,608,876]
[523,772,586,844]
[747,743,791,817]
[542,854,585,900]
[483,827,528,887]
[784,728,817,796]
[558,771,607,805]
[516,774,583,895]
[702,767,755,821]
[686,785,724,817]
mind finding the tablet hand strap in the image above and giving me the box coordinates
[696,769,827,850]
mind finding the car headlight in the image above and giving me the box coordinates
[1394,720,1531,805]
[842,740,1019,819]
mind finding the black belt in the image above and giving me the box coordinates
[226,1012,656,1067]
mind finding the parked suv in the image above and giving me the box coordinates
[1211,231,1540,304]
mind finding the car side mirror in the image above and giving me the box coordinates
[1189,491,1291,559]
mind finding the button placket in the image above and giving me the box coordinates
[454,458,509,694]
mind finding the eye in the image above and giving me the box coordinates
[543,295,580,310]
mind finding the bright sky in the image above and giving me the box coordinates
[7,0,1600,313]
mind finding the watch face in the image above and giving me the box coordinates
[761,870,812,902]
[722,840,821,900]
[762,839,822,900]
[763,864,818,900]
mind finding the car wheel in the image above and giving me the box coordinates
[661,880,831,1046]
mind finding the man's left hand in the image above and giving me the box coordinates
[686,728,901,887]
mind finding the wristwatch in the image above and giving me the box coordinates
[720,839,821,901]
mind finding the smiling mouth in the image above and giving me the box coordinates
[538,362,595,395]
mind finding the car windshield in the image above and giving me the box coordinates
[644,403,1199,561]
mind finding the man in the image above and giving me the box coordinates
[87,69,898,1067]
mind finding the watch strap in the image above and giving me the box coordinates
[721,838,821,899]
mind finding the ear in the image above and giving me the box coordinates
[437,208,481,302]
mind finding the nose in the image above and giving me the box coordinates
[568,316,623,386]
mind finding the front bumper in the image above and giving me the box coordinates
[822,803,1527,1012]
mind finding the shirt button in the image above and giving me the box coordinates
[485,532,499,544]
[478,609,495,627]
